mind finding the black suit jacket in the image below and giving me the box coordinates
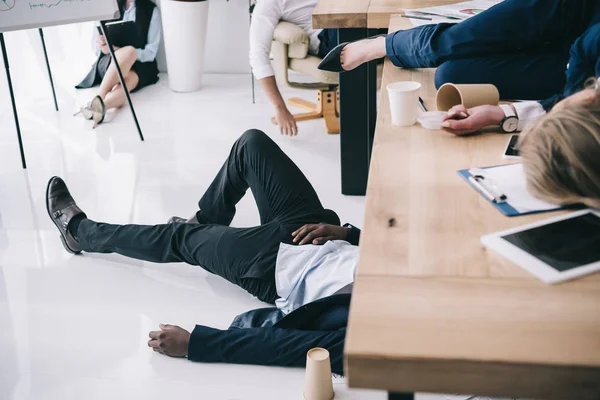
[187,294,351,375]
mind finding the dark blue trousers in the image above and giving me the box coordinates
[386,0,600,108]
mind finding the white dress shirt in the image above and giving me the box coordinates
[512,101,547,131]
[250,0,322,80]
[275,240,358,314]
[93,2,161,63]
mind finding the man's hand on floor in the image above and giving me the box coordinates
[148,324,191,358]
[292,224,349,245]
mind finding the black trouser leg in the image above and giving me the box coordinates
[198,129,340,226]
[76,130,340,304]
[76,219,285,303]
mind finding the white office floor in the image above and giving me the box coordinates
[0,28,468,400]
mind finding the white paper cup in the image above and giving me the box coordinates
[304,348,335,400]
[387,81,422,127]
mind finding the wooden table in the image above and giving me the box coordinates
[368,0,459,28]
[312,0,459,195]
[346,14,600,400]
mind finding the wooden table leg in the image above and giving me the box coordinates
[337,28,377,196]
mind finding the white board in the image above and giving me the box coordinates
[0,0,120,33]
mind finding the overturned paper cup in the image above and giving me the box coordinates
[436,83,500,111]
[304,348,335,400]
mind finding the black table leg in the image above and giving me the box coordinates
[39,28,59,111]
[389,392,415,400]
[337,28,378,196]
[0,33,27,169]
[100,21,145,141]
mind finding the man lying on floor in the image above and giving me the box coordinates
[46,129,357,375]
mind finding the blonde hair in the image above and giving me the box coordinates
[519,105,600,209]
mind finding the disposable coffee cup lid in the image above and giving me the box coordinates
[418,111,446,122]
[418,111,446,130]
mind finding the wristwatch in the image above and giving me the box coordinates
[500,104,519,133]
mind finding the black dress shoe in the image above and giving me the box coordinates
[46,176,85,254]
[318,42,349,73]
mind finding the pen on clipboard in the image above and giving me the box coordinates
[401,14,432,21]
[418,97,428,112]
[468,175,507,204]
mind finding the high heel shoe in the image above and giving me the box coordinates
[75,95,106,129]
[318,34,387,73]
[318,42,349,73]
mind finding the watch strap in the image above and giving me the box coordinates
[500,104,516,118]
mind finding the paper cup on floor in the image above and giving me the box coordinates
[387,81,422,126]
[304,348,335,400]
[435,83,500,111]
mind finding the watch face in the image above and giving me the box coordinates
[503,117,519,132]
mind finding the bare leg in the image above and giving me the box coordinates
[104,72,139,110]
[341,36,386,71]
[97,46,138,99]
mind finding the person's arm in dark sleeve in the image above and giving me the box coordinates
[343,223,361,246]
[540,23,600,111]
[188,326,346,375]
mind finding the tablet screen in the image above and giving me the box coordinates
[502,213,600,272]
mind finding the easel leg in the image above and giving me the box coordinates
[0,33,27,169]
[39,28,59,111]
[100,21,145,141]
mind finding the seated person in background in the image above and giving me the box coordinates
[320,0,599,134]
[75,0,161,128]
[250,0,339,136]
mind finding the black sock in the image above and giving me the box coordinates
[68,214,87,239]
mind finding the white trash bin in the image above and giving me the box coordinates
[160,0,209,92]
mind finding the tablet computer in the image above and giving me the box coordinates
[481,209,600,284]
[502,134,520,159]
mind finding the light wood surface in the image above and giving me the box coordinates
[346,15,600,399]
[312,0,371,29]
[367,0,462,28]
[312,0,464,29]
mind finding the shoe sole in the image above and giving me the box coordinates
[45,177,80,255]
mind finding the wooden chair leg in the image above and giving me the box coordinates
[288,97,318,111]
[322,91,340,134]
[272,89,339,134]
[294,111,324,122]
[271,110,322,125]
[322,89,339,134]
